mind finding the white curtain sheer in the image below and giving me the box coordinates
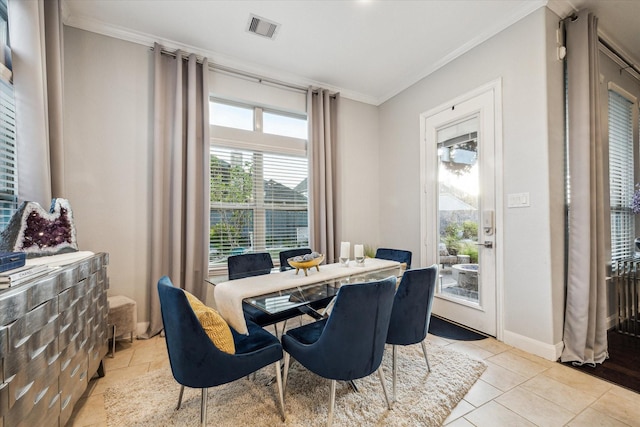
[308,88,339,261]
[561,10,609,365]
[145,44,210,338]
[8,0,64,205]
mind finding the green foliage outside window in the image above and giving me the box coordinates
[210,156,253,254]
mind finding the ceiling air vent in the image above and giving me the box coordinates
[246,14,280,40]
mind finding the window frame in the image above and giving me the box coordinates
[0,0,16,231]
[608,83,638,262]
[209,98,308,274]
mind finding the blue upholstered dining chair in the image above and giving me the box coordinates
[385,264,438,401]
[157,276,285,426]
[278,247,312,271]
[281,276,397,427]
[227,252,301,335]
[375,247,412,269]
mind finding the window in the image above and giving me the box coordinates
[209,99,308,269]
[0,0,16,230]
[608,89,635,261]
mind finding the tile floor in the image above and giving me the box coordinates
[67,329,640,427]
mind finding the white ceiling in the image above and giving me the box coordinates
[61,0,640,106]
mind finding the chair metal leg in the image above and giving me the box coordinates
[274,360,286,421]
[421,340,431,372]
[110,325,116,358]
[377,366,392,410]
[392,344,397,401]
[200,388,208,427]
[283,352,290,393]
[176,385,185,410]
[328,379,336,427]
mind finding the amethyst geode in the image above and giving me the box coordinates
[0,198,78,257]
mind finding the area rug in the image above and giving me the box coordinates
[428,316,488,341]
[105,343,486,426]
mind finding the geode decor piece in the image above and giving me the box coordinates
[0,198,79,257]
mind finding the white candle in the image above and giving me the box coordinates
[354,244,364,258]
[340,242,350,259]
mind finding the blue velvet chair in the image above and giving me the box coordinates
[375,247,412,269]
[385,265,438,401]
[228,252,301,335]
[281,276,397,427]
[278,247,312,271]
[157,276,285,426]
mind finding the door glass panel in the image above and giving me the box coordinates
[437,116,480,304]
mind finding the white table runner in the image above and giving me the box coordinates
[213,258,400,334]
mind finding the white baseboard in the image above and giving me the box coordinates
[503,313,619,362]
[502,330,563,361]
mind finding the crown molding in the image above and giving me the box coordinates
[62,12,379,105]
[374,0,547,105]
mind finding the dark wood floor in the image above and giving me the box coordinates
[564,329,640,393]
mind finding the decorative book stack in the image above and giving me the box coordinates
[0,264,50,288]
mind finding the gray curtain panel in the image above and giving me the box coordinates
[9,0,64,205]
[561,10,609,365]
[308,88,339,262]
[146,43,210,338]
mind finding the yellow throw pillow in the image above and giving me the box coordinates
[184,291,235,354]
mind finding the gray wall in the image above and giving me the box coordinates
[377,7,565,358]
[64,27,153,325]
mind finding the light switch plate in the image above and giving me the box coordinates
[507,192,530,208]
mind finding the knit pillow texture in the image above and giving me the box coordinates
[184,291,235,354]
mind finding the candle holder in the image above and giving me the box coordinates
[339,241,351,267]
[354,244,365,267]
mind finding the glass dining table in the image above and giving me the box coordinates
[209,258,402,335]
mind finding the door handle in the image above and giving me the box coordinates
[475,241,493,248]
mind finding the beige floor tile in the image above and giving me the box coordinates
[591,389,640,426]
[480,360,528,391]
[103,348,134,370]
[487,351,549,378]
[447,341,495,360]
[521,374,597,414]
[444,398,475,424]
[128,342,170,366]
[566,407,632,427]
[495,387,575,427]
[509,347,558,369]
[462,378,503,407]
[67,393,107,426]
[89,362,151,395]
[463,401,536,426]
[471,337,513,355]
[427,333,453,347]
[445,413,477,426]
[608,384,640,404]
[542,364,612,398]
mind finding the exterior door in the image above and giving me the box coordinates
[420,84,500,337]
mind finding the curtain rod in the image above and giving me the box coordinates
[598,37,640,83]
[150,45,308,94]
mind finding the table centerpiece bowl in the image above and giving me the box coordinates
[287,254,325,276]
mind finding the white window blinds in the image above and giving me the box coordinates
[209,147,308,266]
[209,99,309,269]
[608,89,635,261]
[0,82,16,231]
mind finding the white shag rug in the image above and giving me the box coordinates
[105,343,486,426]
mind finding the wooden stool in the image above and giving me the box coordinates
[107,295,137,357]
